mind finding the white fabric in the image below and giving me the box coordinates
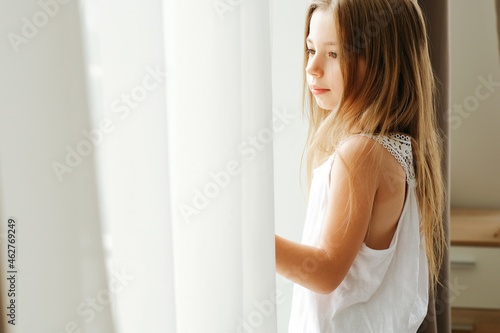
[288,133,429,333]
[163,1,277,333]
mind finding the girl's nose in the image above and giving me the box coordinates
[306,56,323,77]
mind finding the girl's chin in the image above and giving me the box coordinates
[315,99,337,111]
[316,101,341,112]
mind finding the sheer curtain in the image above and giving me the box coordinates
[82,0,175,331]
[162,1,277,332]
[0,0,114,332]
[90,0,277,331]
[1,0,276,332]
[81,0,278,331]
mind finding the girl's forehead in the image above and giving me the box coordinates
[308,9,338,42]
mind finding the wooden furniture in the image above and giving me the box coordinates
[450,209,500,333]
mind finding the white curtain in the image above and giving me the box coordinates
[1,0,114,332]
[0,0,277,332]
[163,1,277,332]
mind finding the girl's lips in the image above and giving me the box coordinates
[311,87,330,95]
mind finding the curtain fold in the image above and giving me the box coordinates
[82,0,175,331]
[0,1,114,332]
[164,1,277,332]
[417,0,451,332]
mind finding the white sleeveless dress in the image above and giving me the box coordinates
[288,133,428,333]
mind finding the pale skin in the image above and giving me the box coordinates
[275,8,407,295]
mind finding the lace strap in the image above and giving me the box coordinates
[358,133,416,187]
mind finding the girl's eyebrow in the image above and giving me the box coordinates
[306,37,337,45]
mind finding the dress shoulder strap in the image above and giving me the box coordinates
[358,133,416,187]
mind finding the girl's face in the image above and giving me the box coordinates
[306,9,344,111]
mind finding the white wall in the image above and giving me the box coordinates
[450,0,500,208]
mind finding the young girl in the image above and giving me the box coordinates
[274,0,445,332]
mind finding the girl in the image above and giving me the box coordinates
[274,0,445,332]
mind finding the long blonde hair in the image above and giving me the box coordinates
[299,0,445,293]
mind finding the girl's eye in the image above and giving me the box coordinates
[306,49,338,59]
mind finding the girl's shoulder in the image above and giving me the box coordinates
[338,132,416,186]
[338,132,412,153]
